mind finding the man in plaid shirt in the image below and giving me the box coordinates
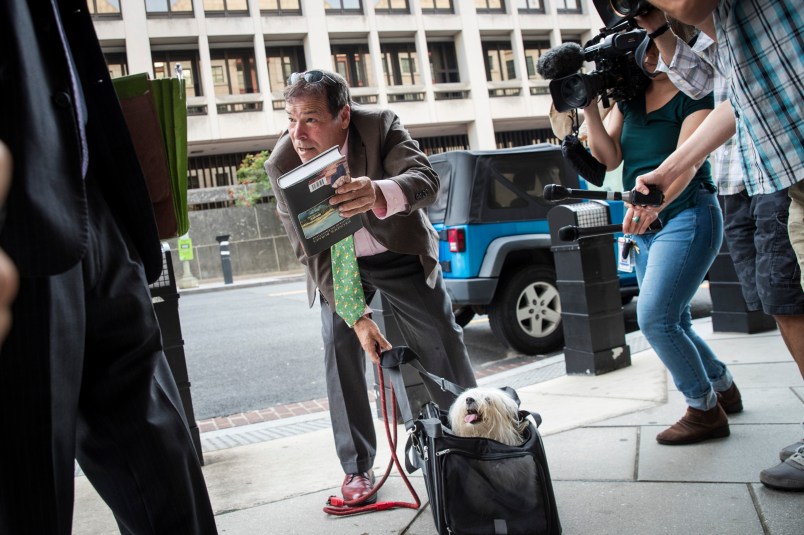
[636,0,804,492]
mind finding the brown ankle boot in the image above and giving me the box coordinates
[717,382,743,414]
[656,405,730,445]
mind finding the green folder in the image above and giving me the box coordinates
[113,73,190,238]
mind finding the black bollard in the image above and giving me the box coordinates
[548,203,631,375]
[215,234,233,285]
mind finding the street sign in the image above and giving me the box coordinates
[178,234,194,261]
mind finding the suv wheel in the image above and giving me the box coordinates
[452,306,476,328]
[488,266,563,355]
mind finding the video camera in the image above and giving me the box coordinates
[536,0,655,112]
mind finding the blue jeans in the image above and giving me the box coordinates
[634,190,733,410]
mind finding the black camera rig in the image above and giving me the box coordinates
[549,24,649,112]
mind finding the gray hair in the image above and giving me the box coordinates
[283,69,351,118]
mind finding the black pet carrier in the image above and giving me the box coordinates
[380,347,561,535]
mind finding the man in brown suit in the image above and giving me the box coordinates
[265,69,476,504]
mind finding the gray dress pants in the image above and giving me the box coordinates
[320,251,476,474]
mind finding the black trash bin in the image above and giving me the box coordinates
[149,248,204,465]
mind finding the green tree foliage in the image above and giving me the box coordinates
[229,150,272,207]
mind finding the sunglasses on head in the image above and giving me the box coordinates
[287,70,337,86]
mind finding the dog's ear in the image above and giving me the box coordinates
[499,386,521,407]
[516,418,530,434]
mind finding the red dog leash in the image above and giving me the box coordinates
[322,363,421,516]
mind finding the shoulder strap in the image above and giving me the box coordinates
[379,346,465,428]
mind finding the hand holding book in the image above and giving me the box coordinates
[329,176,386,218]
[276,146,364,257]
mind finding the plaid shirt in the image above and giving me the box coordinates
[657,34,745,195]
[716,0,804,195]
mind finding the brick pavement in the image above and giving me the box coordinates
[196,356,536,432]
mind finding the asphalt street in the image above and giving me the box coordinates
[178,280,713,420]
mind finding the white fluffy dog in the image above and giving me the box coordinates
[448,387,528,446]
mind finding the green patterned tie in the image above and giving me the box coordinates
[331,235,365,327]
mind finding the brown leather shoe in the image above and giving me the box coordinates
[656,405,730,445]
[341,471,376,504]
[716,382,743,414]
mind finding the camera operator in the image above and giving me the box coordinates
[641,0,804,492]
[583,8,742,447]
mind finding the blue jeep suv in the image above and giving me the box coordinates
[427,144,638,355]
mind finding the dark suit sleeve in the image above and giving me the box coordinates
[0,0,162,282]
[0,0,89,276]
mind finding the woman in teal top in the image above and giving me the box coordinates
[582,13,741,447]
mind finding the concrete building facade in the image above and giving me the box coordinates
[91,0,605,189]
[89,0,607,281]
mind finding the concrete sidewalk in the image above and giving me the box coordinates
[72,317,804,534]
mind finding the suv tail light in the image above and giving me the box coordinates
[448,228,465,252]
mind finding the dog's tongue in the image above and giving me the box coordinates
[465,413,478,424]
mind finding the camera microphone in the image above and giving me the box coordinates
[558,224,623,242]
[543,184,665,206]
[558,218,663,241]
[536,42,585,80]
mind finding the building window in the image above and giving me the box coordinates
[420,0,453,13]
[209,49,260,95]
[188,153,249,190]
[145,0,194,16]
[203,0,249,15]
[556,0,582,14]
[258,0,302,14]
[517,0,545,13]
[331,44,373,88]
[415,134,469,155]
[87,0,121,16]
[152,51,203,97]
[266,45,306,89]
[428,42,460,83]
[381,43,419,86]
[211,65,226,84]
[374,0,409,13]
[476,0,505,13]
[523,40,550,80]
[482,41,517,82]
[104,53,129,78]
[495,128,558,148]
[325,0,363,14]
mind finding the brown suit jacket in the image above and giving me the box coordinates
[266,106,441,308]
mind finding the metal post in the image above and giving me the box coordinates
[215,234,233,285]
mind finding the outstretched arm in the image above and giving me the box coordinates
[634,99,735,195]
[646,0,718,28]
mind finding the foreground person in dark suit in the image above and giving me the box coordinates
[0,142,18,344]
[0,1,217,532]
[266,69,477,504]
